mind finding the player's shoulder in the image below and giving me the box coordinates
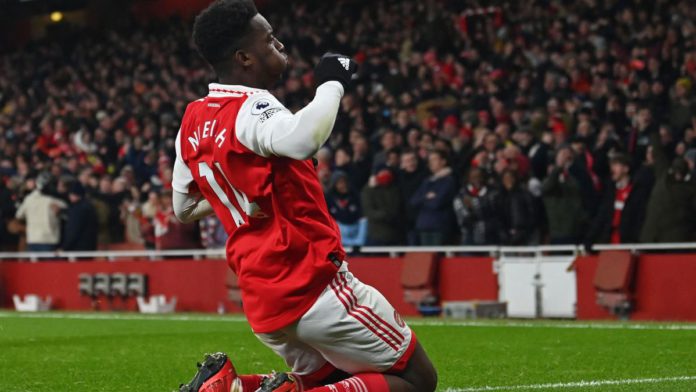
[236,89,289,125]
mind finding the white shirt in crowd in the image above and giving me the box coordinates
[15,189,67,245]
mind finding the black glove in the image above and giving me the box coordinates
[314,53,358,89]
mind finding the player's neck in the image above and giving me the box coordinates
[218,70,267,90]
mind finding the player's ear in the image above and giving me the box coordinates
[234,50,253,68]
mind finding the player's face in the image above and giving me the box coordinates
[244,14,287,89]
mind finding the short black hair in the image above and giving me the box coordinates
[610,152,631,167]
[386,147,402,156]
[429,149,450,165]
[193,0,258,67]
[401,148,417,156]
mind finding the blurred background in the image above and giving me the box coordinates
[3,0,696,252]
[1,0,696,321]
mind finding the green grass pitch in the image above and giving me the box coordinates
[1,312,696,391]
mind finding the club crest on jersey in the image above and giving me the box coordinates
[251,99,272,115]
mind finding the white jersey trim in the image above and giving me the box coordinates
[207,83,265,98]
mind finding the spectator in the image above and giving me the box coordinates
[333,146,360,191]
[3,0,696,248]
[497,169,538,245]
[625,107,658,170]
[641,133,696,242]
[122,186,147,245]
[93,176,128,245]
[453,167,500,245]
[325,171,366,247]
[591,123,622,181]
[361,169,403,245]
[669,79,696,137]
[0,179,18,251]
[476,133,501,176]
[516,128,552,181]
[586,154,652,245]
[14,174,66,251]
[61,182,98,251]
[200,215,228,249]
[350,135,372,191]
[410,150,456,245]
[91,177,114,246]
[397,149,428,244]
[542,147,587,244]
[138,190,161,250]
[568,136,601,211]
[383,148,402,171]
[372,130,399,171]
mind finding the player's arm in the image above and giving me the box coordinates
[172,190,214,224]
[171,130,214,224]
[237,54,357,160]
[267,80,344,160]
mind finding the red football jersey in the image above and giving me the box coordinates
[172,83,345,333]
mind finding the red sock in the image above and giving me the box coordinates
[292,362,341,389]
[237,374,264,390]
[306,373,389,392]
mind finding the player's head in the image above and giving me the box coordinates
[193,0,287,89]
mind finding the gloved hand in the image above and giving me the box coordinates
[314,52,358,89]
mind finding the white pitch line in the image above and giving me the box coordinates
[445,375,696,391]
[406,320,696,331]
[0,312,247,323]
[1,312,696,331]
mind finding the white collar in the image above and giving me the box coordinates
[208,83,266,98]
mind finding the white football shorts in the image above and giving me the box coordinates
[255,262,416,378]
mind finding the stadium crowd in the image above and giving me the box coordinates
[2,0,696,252]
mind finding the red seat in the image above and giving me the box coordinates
[593,250,637,319]
[401,252,439,306]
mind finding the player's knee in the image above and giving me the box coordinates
[400,366,437,392]
[403,344,437,392]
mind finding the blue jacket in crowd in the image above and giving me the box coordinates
[409,168,457,232]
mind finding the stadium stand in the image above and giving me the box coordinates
[2,0,696,251]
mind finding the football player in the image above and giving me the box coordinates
[174,1,437,391]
